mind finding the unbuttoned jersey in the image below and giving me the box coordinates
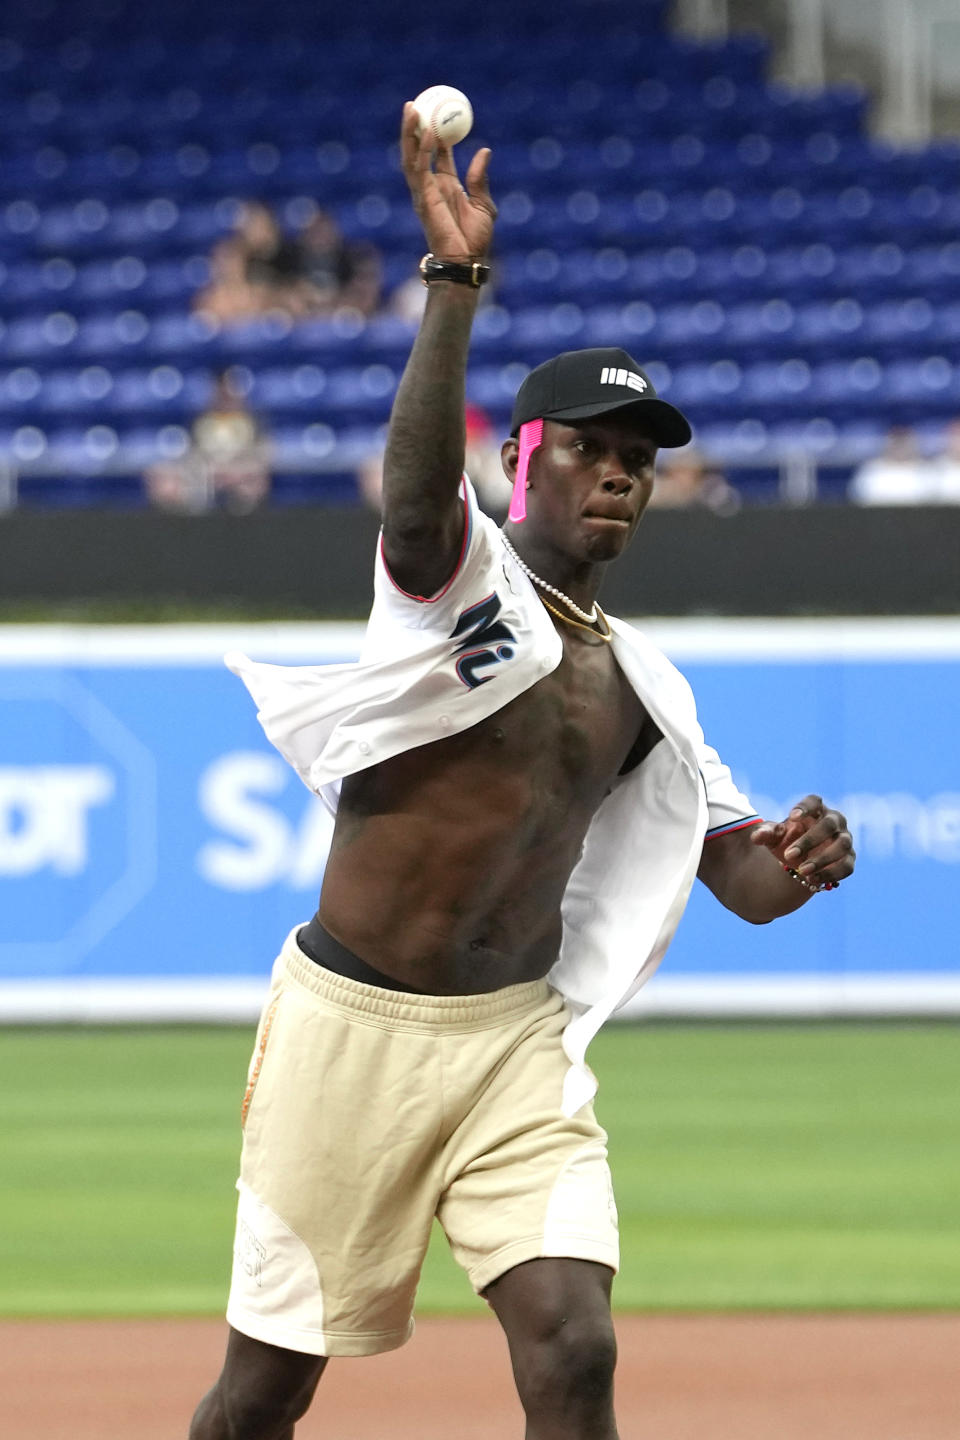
[227,479,758,1113]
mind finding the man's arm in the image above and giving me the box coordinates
[381,103,496,598]
[698,794,856,924]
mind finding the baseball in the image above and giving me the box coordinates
[412,85,473,146]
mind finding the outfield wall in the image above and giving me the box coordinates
[3,504,960,616]
[1,619,958,1021]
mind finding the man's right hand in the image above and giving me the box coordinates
[400,101,496,261]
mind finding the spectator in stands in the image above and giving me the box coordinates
[848,426,938,505]
[193,236,272,325]
[646,446,740,515]
[195,203,383,323]
[295,209,382,317]
[929,419,960,503]
[144,370,271,513]
[238,201,308,309]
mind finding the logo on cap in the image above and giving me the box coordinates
[600,367,648,392]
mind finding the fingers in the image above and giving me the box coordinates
[399,101,422,175]
[432,141,465,206]
[781,795,828,865]
[787,794,826,825]
[465,146,494,206]
[400,101,442,198]
[433,142,458,178]
[781,796,856,885]
[785,827,855,884]
[751,795,856,885]
[750,820,787,851]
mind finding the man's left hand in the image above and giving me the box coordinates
[751,794,856,889]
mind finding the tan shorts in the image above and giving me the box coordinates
[226,926,619,1358]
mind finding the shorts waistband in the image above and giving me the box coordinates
[281,926,554,1030]
[298,914,426,993]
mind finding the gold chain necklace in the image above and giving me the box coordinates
[539,594,613,643]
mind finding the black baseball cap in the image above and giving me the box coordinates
[510,346,692,447]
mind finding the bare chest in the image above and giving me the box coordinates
[336,628,656,853]
[477,629,649,796]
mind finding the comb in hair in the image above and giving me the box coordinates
[508,418,543,522]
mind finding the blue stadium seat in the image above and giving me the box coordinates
[581,302,659,351]
[721,300,797,359]
[926,301,960,348]
[881,356,960,416]
[467,364,532,413]
[74,310,153,361]
[510,305,587,350]
[790,298,865,354]
[806,358,884,417]
[108,366,209,419]
[5,311,80,361]
[738,359,814,421]
[859,298,935,356]
[248,365,329,415]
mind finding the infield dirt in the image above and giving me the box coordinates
[7,1312,959,1438]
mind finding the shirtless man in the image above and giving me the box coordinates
[190,106,856,1440]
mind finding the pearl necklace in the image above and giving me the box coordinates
[501,532,598,625]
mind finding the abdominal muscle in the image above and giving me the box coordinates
[317,649,646,994]
[319,794,578,994]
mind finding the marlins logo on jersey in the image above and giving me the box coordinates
[449,593,518,689]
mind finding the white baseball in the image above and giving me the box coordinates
[412,85,473,146]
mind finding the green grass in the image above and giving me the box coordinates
[602,1024,960,1310]
[2,1023,958,1318]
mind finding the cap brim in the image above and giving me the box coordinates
[544,396,693,448]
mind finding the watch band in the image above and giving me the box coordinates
[419,253,491,287]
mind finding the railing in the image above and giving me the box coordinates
[674,0,960,144]
[876,0,960,144]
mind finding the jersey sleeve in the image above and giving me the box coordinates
[698,739,762,839]
[374,478,495,613]
[365,477,505,650]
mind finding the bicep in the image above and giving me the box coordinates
[381,489,468,599]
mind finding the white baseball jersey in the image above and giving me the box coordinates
[227,479,758,1113]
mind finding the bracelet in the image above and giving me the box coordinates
[783,865,839,893]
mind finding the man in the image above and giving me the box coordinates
[190,105,856,1440]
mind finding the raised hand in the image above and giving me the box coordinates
[400,101,496,261]
[751,793,856,890]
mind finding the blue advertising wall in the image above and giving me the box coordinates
[1,620,958,1019]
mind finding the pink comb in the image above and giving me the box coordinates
[508,418,543,522]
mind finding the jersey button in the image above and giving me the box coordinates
[358,741,371,754]
[438,714,451,728]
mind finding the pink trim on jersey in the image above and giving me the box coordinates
[380,477,473,603]
[704,816,763,840]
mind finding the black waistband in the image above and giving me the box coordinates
[296,915,426,994]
